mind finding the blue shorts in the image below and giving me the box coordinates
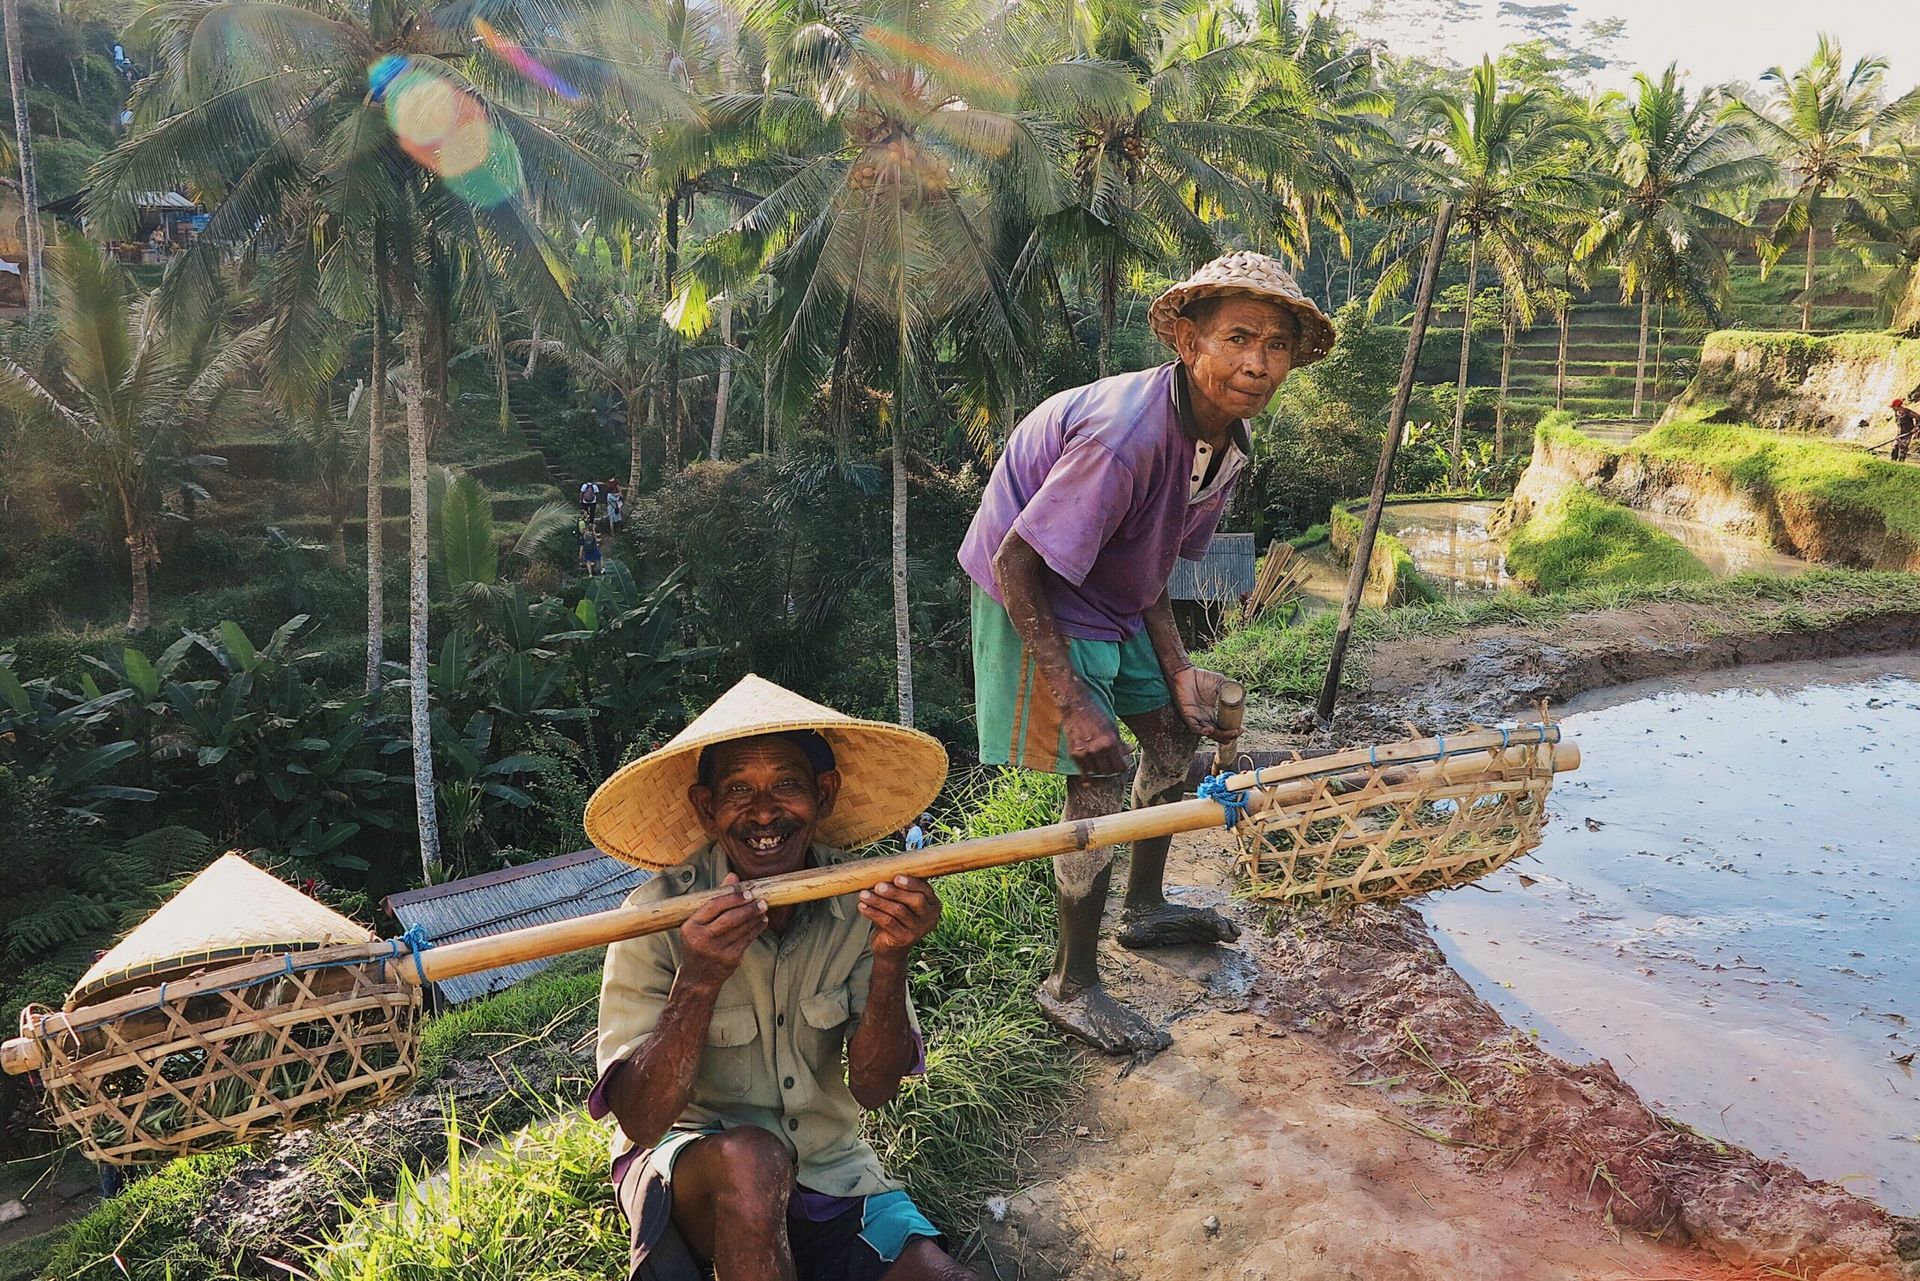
[619,1128,941,1281]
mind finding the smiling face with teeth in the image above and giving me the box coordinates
[689,736,842,880]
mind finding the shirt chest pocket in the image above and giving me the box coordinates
[798,983,852,1066]
[702,1004,760,1098]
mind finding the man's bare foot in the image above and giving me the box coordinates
[1036,981,1171,1055]
[1116,902,1242,949]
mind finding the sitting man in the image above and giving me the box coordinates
[585,674,969,1281]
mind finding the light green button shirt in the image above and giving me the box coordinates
[595,841,923,1198]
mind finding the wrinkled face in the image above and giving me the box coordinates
[1172,295,1298,424]
[690,737,840,880]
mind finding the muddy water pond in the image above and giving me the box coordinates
[1422,654,1920,1213]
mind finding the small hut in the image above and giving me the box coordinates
[1169,531,1256,644]
[384,849,650,1005]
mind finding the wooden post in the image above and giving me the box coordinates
[1315,201,1455,726]
[1212,680,1247,772]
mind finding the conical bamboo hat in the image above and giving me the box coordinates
[66,853,373,1010]
[585,674,949,869]
[1148,250,1337,365]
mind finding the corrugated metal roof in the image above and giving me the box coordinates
[1169,532,1256,603]
[384,849,650,1004]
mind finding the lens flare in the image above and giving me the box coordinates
[371,56,524,208]
[473,17,581,102]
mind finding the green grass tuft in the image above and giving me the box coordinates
[1505,488,1712,592]
[41,1148,252,1280]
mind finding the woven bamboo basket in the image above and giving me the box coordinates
[28,940,420,1165]
[1227,727,1562,906]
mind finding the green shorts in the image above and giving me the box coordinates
[970,584,1171,775]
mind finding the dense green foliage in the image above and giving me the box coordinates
[1505,487,1712,590]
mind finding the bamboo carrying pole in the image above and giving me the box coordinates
[402,727,1575,987]
[1,728,1578,1075]
[1211,680,1247,772]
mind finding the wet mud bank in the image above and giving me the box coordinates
[1259,904,1917,1277]
[1238,599,1920,1276]
[1318,591,1920,743]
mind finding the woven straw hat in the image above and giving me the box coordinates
[1148,251,1336,366]
[584,674,949,869]
[67,854,373,1010]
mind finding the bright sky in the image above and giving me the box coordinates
[1332,0,1917,96]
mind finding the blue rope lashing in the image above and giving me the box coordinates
[398,923,435,986]
[1198,773,1250,829]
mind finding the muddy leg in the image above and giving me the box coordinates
[1116,703,1240,950]
[1037,772,1171,1055]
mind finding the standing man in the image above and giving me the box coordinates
[957,252,1334,1054]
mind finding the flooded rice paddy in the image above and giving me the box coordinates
[1292,498,1810,614]
[1421,655,1920,1213]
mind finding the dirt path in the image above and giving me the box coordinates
[983,600,1920,1281]
[983,836,1749,1281]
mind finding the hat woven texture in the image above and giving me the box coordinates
[67,853,372,1009]
[584,674,949,869]
[1149,251,1337,366]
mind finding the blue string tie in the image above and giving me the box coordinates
[1198,773,1250,829]
[396,923,434,986]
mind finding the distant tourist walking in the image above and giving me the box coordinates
[578,519,603,577]
[603,477,624,531]
[1891,398,1919,463]
[579,478,602,520]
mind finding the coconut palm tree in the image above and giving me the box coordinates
[1732,36,1920,332]
[1837,147,1920,336]
[1374,58,1592,483]
[706,0,1123,726]
[1580,66,1768,416]
[0,240,265,630]
[93,0,676,879]
[1046,0,1295,374]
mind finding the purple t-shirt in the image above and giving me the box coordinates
[958,363,1245,642]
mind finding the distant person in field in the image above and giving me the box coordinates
[1895,397,1920,463]
[587,676,971,1281]
[903,813,930,851]
[580,478,602,520]
[957,251,1334,1054]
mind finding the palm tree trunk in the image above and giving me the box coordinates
[5,0,44,312]
[1495,305,1515,462]
[122,496,154,632]
[627,388,643,495]
[366,257,387,699]
[1098,247,1117,379]
[1801,218,1815,333]
[661,187,683,472]
[404,317,442,883]
[1555,304,1569,412]
[1654,302,1666,400]
[329,517,347,568]
[710,293,732,461]
[1450,235,1478,489]
[892,247,914,728]
[1632,288,1650,419]
[761,352,773,456]
[523,320,540,375]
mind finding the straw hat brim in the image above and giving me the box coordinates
[68,854,373,1009]
[1149,280,1336,368]
[584,679,949,869]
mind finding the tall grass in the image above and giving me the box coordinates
[868,768,1074,1228]
[41,1147,251,1280]
[1505,488,1712,591]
